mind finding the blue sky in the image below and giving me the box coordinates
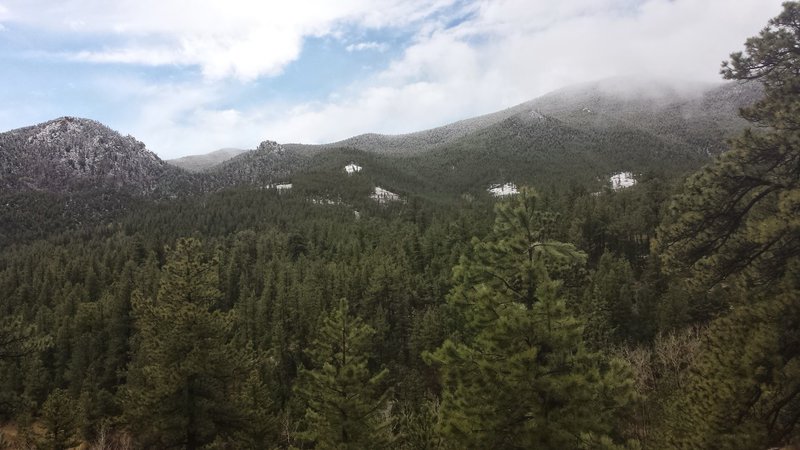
[0,0,785,158]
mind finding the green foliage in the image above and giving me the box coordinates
[392,397,443,450]
[0,314,51,360]
[38,388,82,450]
[449,188,586,316]
[428,190,636,449]
[295,299,392,449]
[656,279,800,449]
[582,252,635,345]
[122,238,258,449]
[657,1,800,289]
[651,4,800,447]
[0,47,786,448]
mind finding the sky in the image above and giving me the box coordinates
[0,0,786,159]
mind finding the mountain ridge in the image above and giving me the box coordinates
[0,78,763,199]
[280,78,760,158]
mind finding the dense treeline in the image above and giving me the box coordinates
[1,3,799,449]
[0,180,676,449]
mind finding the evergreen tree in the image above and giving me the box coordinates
[448,187,585,320]
[0,314,49,360]
[427,190,636,449]
[657,273,800,449]
[38,388,81,450]
[656,1,800,289]
[122,238,254,449]
[232,365,280,449]
[582,251,635,346]
[652,4,800,447]
[295,299,392,449]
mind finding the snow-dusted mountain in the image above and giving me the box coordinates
[0,78,762,200]
[0,117,184,195]
[285,78,760,158]
[204,140,303,188]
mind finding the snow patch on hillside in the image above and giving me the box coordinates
[610,172,636,190]
[310,197,339,205]
[345,163,362,174]
[371,186,400,203]
[488,183,519,197]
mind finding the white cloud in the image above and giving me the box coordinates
[1,0,785,158]
[346,41,389,52]
[0,3,8,26]
[255,0,786,145]
[1,0,454,81]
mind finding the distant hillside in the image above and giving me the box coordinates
[399,110,704,194]
[285,79,760,158]
[289,110,707,202]
[527,78,760,156]
[0,117,306,198]
[0,78,765,247]
[0,78,762,202]
[0,117,188,195]
[280,79,760,199]
[168,148,248,172]
[283,102,529,156]
[203,140,305,188]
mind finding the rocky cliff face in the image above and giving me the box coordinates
[0,117,177,194]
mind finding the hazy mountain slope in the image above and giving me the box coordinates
[397,111,704,193]
[285,79,760,158]
[528,78,760,155]
[168,148,247,172]
[275,79,760,200]
[283,104,531,156]
[0,117,188,195]
[281,109,706,204]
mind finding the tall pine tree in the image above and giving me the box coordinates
[295,299,392,449]
[122,238,255,449]
[655,1,800,289]
[653,3,800,447]
[427,189,637,449]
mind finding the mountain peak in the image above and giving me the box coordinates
[257,140,284,154]
[0,117,170,194]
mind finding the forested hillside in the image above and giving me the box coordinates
[0,3,798,449]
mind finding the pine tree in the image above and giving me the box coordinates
[0,314,49,360]
[232,365,280,449]
[448,188,585,325]
[655,1,800,289]
[657,273,800,449]
[582,252,635,346]
[427,189,637,449]
[652,4,800,447]
[122,238,254,449]
[38,388,81,450]
[295,299,392,449]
